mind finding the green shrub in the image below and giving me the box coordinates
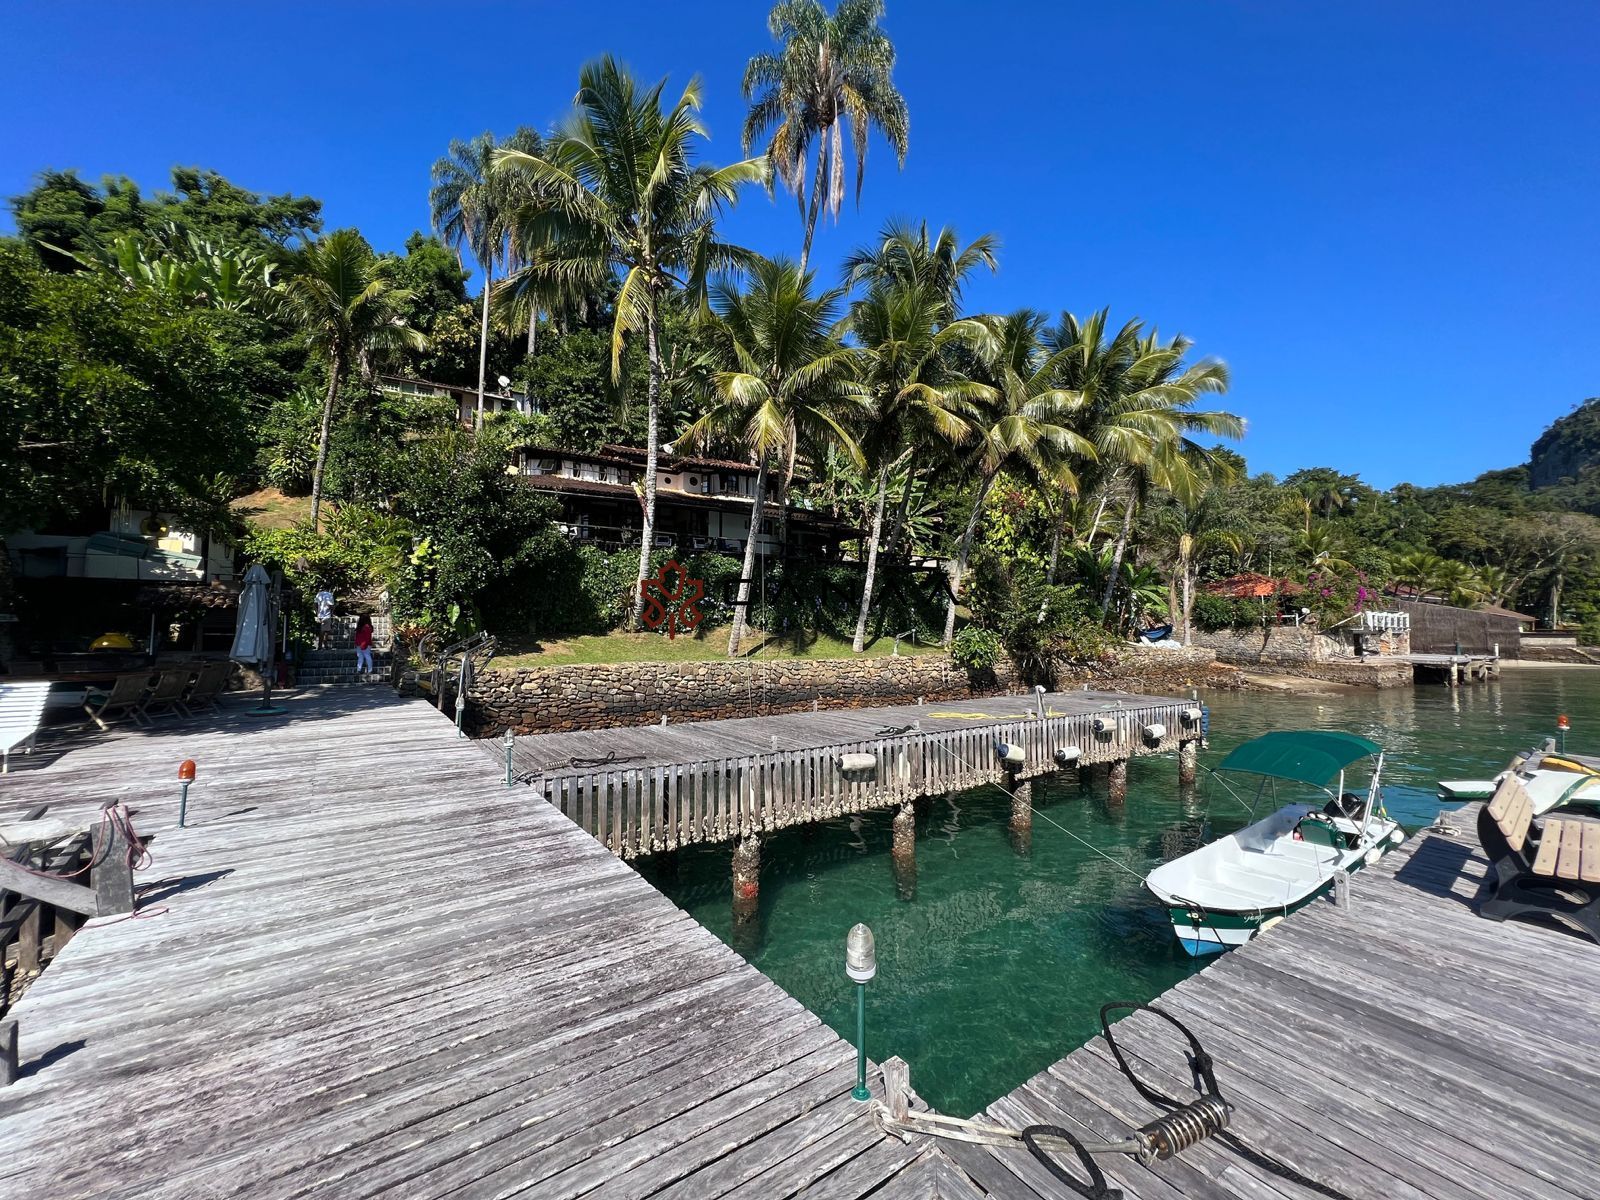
[1191,591,1261,632]
[951,626,1002,673]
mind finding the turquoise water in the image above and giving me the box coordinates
[636,666,1597,1117]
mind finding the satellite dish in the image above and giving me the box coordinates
[497,375,511,389]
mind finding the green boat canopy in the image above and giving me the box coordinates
[1216,730,1382,788]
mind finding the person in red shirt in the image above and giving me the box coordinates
[353,614,375,679]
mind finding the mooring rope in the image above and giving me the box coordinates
[903,746,1356,1200]
[927,741,1148,883]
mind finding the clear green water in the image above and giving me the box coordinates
[636,667,1594,1117]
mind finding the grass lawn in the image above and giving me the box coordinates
[492,626,944,669]
[232,487,312,531]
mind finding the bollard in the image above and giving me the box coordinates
[178,758,197,827]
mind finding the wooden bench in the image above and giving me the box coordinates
[1477,776,1600,943]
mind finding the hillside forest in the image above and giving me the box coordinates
[5,2,1599,678]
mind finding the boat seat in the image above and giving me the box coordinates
[1201,871,1300,909]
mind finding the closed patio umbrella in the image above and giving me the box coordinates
[231,565,285,715]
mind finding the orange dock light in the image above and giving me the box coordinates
[1557,715,1571,731]
[178,758,197,826]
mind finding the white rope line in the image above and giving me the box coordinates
[930,741,1150,884]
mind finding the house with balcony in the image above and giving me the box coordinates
[377,374,538,425]
[512,444,855,557]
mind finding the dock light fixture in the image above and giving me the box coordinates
[995,741,1026,769]
[502,728,516,788]
[1053,746,1082,768]
[1558,714,1571,753]
[846,923,876,1102]
[177,759,197,828]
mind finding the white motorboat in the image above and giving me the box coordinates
[1146,730,1405,956]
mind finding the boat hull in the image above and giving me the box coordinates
[1167,890,1322,956]
[1160,829,1401,956]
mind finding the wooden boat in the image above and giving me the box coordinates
[1146,730,1405,955]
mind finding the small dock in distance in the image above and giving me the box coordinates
[1378,652,1502,685]
[500,689,1206,860]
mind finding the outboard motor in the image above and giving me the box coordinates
[1323,791,1366,819]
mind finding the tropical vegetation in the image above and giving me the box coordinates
[7,0,1600,671]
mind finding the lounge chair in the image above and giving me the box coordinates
[0,682,52,773]
[181,660,234,715]
[83,673,153,729]
[139,666,197,720]
[1477,776,1600,944]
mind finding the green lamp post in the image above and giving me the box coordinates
[846,922,876,1102]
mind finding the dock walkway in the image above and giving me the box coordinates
[4,689,1595,1199]
[505,689,1200,858]
[903,806,1600,1199]
[0,690,923,1200]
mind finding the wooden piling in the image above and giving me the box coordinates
[891,801,917,900]
[1107,758,1129,803]
[1178,740,1198,787]
[731,834,761,924]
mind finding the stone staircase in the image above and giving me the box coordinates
[295,613,394,686]
[294,648,390,686]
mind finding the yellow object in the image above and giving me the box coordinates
[1543,756,1600,777]
[91,632,135,650]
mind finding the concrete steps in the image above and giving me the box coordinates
[294,648,390,686]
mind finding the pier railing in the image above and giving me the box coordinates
[536,702,1191,858]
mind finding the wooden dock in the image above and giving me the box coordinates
[0,691,931,1200]
[3,689,1595,1200]
[887,806,1600,1199]
[502,689,1202,859]
[1379,652,1502,685]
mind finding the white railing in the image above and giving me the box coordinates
[1358,611,1411,632]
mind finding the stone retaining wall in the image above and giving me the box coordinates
[466,644,1239,736]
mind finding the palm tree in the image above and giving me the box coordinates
[842,219,998,316]
[843,221,997,557]
[1042,311,1241,621]
[277,230,424,530]
[941,311,1092,645]
[743,0,909,273]
[680,258,866,655]
[496,56,767,626]
[430,128,540,427]
[1392,550,1446,599]
[847,278,995,651]
[1299,525,1354,575]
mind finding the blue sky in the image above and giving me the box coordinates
[4,1,1597,487]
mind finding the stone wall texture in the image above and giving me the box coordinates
[1191,624,1328,665]
[466,645,1239,736]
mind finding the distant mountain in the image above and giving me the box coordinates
[1526,398,1600,514]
